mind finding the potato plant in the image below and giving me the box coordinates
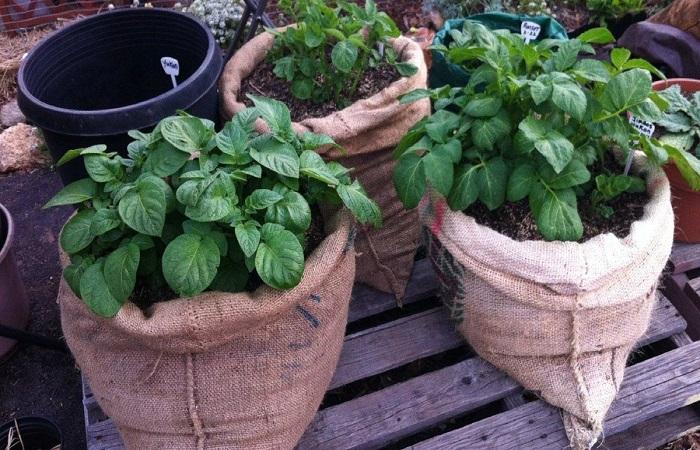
[268,0,417,105]
[393,22,700,241]
[45,96,381,317]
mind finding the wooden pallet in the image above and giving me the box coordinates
[664,242,700,340]
[84,257,700,450]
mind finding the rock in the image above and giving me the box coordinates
[0,124,51,173]
[0,99,26,128]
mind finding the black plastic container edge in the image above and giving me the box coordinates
[0,417,62,450]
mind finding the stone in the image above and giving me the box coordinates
[0,123,51,173]
[0,99,26,128]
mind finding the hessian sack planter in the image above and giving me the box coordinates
[421,162,673,449]
[219,31,431,300]
[59,211,356,450]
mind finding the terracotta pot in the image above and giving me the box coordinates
[0,203,29,361]
[653,78,700,242]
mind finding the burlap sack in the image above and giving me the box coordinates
[421,166,673,449]
[59,211,356,450]
[649,0,700,40]
[219,31,431,299]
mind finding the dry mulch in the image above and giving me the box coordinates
[0,26,56,105]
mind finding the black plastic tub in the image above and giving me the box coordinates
[17,8,223,184]
[0,417,61,449]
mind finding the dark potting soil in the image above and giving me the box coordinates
[0,168,86,450]
[240,61,401,122]
[465,188,649,242]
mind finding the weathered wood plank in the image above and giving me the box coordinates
[330,306,462,390]
[300,357,518,450]
[670,242,700,274]
[83,294,688,450]
[87,418,125,450]
[300,296,683,450]
[604,405,700,450]
[664,273,700,340]
[408,341,700,450]
[348,259,437,323]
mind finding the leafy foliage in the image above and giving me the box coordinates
[394,22,699,241]
[268,0,417,106]
[586,0,645,25]
[422,0,504,21]
[655,85,700,160]
[46,96,381,317]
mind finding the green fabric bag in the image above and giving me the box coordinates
[429,13,569,88]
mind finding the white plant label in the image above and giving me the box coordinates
[521,21,541,44]
[628,114,655,137]
[161,56,180,88]
[624,115,656,175]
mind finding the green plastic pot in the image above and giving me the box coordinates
[429,13,569,88]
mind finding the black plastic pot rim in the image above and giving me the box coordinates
[0,203,13,266]
[17,8,221,136]
[0,416,62,446]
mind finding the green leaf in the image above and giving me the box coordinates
[84,154,122,183]
[162,234,220,297]
[118,178,167,236]
[611,48,631,69]
[185,176,235,222]
[235,221,261,258]
[60,210,96,253]
[550,73,587,121]
[667,144,700,190]
[541,159,591,189]
[90,208,121,236]
[630,98,663,122]
[478,157,507,210]
[80,260,123,317]
[248,95,293,136]
[448,164,480,210]
[507,163,536,202]
[245,189,284,210]
[265,190,312,233]
[536,131,575,174]
[291,78,314,100]
[43,179,97,208]
[336,180,382,227]
[103,244,140,303]
[300,150,340,185]
[530,80,552,105]
[471,111,511,151]
[160,116,210,154]
[601,68,652,113]
[56,145,107,167]
[660,132,695,152]
[144,141,190,177]
[423,149,454,196]
[304,25,325,47]
[552,40,583,71]
[63,255,94,298]
[216,121,249,162]
[399,89,432,104]
[301,132,337,150]
[331,40,359,73]
[435,139,462,164]
[657,112,693,133]
[531,186,583,241]
[250,137,300,178]
[425,110,460,143]
[571,59,610,83]
[210,258,248,293]
[273,56,295,81]
[393,153,426,209]
[464,97,502,118]
[255,228,304,290]
[395,62,418,77]
[577,27,615,44]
